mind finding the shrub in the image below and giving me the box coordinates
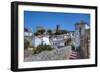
[24,39,30,50]
[34,44,53,54]
[71,44,75,51]
[34,32,39,36]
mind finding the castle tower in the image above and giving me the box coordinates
[75,21,85,49]
[75,21,90,59]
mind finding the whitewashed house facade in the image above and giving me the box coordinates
[32,35,51,47]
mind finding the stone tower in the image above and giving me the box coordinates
[75,21,85,49]
[75,21,90,59]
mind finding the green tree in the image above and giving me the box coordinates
[34,32,39,36]
[55,30,61,35]
[61,30,68,34]
[37,29,45,34]
[47,29,52,35]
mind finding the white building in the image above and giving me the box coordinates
[24,28,33,37]
[50,34,70,49]
[33,35,51,47]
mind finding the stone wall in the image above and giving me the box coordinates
[24,46,72,62]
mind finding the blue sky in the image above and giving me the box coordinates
[24,11,90,32]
